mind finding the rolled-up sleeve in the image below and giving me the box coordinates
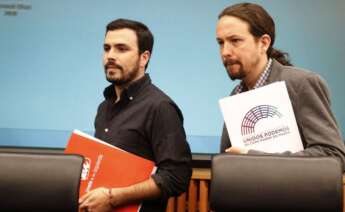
[149,101,192,199]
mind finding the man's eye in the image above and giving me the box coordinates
[118,47,128,52]
[232,39,241,44]
[104,46,110,52]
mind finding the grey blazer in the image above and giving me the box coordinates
[220,59,345,170]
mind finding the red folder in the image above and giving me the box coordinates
[64,130,156,212]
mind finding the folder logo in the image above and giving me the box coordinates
[240,105,290,146]
[241,105,282,136]
[81,157,91,181]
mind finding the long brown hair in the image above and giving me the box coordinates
[219,3,292,66]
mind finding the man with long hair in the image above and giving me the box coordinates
[217,3,345,169]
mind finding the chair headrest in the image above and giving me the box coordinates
[210,154,343,212]
[0,152,83,212]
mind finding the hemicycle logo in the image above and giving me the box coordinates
[241,105,282,136]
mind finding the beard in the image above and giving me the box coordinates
[223,59,246,81]
[104,60,140,86]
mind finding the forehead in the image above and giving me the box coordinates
[216,16,251,38]
[104,28,138,46]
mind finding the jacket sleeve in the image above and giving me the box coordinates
[250,74,345,170]
[220,124,231,153]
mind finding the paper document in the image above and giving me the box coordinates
[219,81,303,153]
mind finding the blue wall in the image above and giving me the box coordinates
[1,0,344,153]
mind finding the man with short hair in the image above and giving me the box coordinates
[216,3,345,169]
[79,18,192,212]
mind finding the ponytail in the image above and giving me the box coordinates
[269,48,292,66]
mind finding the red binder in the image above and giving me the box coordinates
[64,130,156,212]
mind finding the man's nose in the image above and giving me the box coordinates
[106,49,117,60]
[221,42,233,58]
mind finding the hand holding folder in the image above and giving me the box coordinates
[65,130,156,212]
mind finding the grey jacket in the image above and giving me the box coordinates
[220,59,345,170]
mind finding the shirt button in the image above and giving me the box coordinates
[129,96,133,100]
[104,128,109,133]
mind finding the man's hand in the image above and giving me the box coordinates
[225,146,248,154]
[79,187,113,212]
[78,178,161,212]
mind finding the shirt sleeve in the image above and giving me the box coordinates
[149,101,192,199]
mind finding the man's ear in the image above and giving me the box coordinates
[140,50,151,69]
[260,34,271,54]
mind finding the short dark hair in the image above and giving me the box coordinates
[219,3,292,66]
[106,19,154,69]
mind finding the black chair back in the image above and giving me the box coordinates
[210,154,343,212]
[0,152,83,212]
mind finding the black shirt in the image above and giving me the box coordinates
[94,74,192,211]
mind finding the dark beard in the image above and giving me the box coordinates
[224,60,245,81]
[105,61,140,86]
[228,68,246,81]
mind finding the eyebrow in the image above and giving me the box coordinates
[226,34,241,39]
[103,43,130,48]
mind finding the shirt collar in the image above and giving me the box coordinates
[233,58,272,94]
[103,73,151,101]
